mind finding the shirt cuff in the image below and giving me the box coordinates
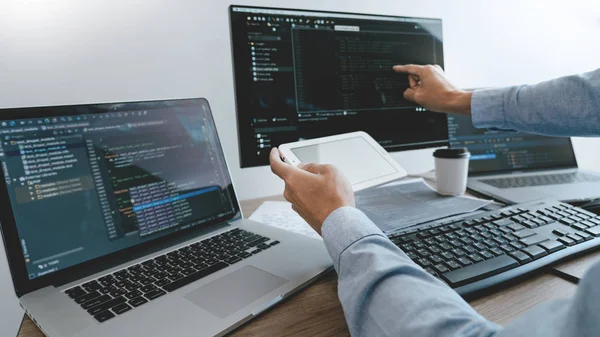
[471,87,508,129]
[321,206,385,271]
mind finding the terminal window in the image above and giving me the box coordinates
[230,6,448,167]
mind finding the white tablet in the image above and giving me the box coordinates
[278,131,407,191]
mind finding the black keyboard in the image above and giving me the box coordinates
[481,172,600,189]
[65,228,280,323]
[388,200,600,294]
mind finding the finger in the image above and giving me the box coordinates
[297,162,318,174]
[269,148,293,180]
[433,64,444,72]
[393,64,424,76]
[403,88,416,102]
[408,74,419,88]
[291,204,298,213]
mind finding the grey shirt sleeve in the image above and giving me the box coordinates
[471,68,600,137]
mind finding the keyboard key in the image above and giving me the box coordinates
[509,251,532,265]
[575,231,593,241]
[584,226,600,237]
[566,234,584,244]
[124,290,143,300]
[144,289,166,300]
[493,219,514,227]
[464,246,477,254]
[521,220,538,229]
[500,244,515,253]
[163,262,229,292]
[451,248,466,258]
[552,229,568,237]
[508,223,526,232]
[520,234,549,247]
[416,258,431,267]
[94,311,115,323]
[522,245,548,260]
[129,297,148,307]
[468,253,484,263]
[490,247,504,256]
[446,260,461,271]
[112,303,132,315]
[66,286,86,299]
[75,290,102,305]
[87,296,126,315]
[557,236,576,246]
[513,229,536,239]
[559,218,576,226]
[480,250,495,260]
[457,257,472,267]
[433,264,449,274]
[441,255,519,287]
[82,280,102,292]
[429,255,443,264]
[81,295,112,310]
[572,223,588,231]
[539,240,566,253]
[269,241,280,246]
[440,251,454,260]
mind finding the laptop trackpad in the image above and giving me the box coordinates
[184,265,288,318]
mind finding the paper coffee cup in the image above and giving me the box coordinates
[434,148,470,196]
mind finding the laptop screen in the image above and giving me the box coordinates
[0,99,238,280]
[447,114,577,174]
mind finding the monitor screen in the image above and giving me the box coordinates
[230,6,448,167]
[447,114,577,174]
[0,99,238,280]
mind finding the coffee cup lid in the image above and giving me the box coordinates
[434,148,470,159]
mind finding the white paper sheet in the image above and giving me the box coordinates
[248,201,322,240]
[356,178,493,232]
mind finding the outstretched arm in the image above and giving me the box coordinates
[393,65,600,137]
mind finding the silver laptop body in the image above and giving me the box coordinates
[448,114,600,204]
[468,167,600,204]
[0,98,331,337]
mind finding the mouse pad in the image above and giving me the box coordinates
[184,265,288,318]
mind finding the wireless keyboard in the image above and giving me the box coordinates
[388,200,600,295]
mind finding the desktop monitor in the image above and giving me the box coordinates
[447,114,577,174]
[230,5,448,167]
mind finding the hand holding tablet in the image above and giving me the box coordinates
[278,131,407,192]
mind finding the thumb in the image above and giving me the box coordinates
[404,88,417,102]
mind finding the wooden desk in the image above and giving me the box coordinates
[551,248,600,280]
[18,196,582,337]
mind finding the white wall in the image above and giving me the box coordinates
[1,0,599,200]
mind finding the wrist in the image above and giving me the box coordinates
[448,90,472,115]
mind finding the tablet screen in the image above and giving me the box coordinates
[291,136,397,185]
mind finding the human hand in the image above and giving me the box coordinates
[269,148,355,235]
[393,64,472,115]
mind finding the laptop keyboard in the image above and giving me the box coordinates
[388,201,600,289]
[64,228,279,323]
[481,172,600,189]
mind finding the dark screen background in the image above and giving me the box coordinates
[230,6,448,167]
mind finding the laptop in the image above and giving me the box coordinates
[448,114,600,204]
[0,98,332,337]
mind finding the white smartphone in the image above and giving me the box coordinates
[278,131,408,191]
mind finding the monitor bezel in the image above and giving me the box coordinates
[0,98,243,297]
[229,5,446,168]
